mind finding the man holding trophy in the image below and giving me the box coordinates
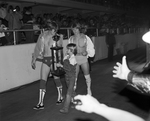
[31,21,64,110]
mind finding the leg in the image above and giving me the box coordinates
[7,32,14,44]
[74,64,80,91]
[15,31,22,44]
[53,76,63,105]
[81,62,92,95]
[108,45,113,61]
[33,63,50,110]
[60,75,76,113]
[66,73,76,103]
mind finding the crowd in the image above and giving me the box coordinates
[72,0,149,11]
[0,1,148,45]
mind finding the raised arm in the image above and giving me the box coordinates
[113,56,150,93]
[127,71,150,93]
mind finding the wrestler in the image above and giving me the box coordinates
[68,22,95,95]
[31,21,63,110]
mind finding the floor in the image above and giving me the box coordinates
[1,46,150,121]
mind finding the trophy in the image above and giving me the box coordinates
[50,34,65,76]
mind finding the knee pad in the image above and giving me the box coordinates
[39,79,46,90]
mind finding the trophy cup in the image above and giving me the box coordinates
[50,34,65,76]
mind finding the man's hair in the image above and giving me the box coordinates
[71,22,87,33]
[43,21,58,32]
[66,43,77,55]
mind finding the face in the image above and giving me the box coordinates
[72,27,79,34]
[66,48,72,56]
[51,29,57,36]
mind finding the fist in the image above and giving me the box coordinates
[82,51,88,56]
[31,62,36,69]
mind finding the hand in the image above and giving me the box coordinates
[56,63,60,67]
[56,62,62,67]
[31,61,36,70]
[74,95,107,113]
[113,56,131,80]
[82,51,88,56]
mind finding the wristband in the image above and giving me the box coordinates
[127,71,135,83]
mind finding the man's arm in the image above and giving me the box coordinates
[127,72,150,93]
[31,34,44,69]
[57,34,63,47]
[113,56,150,93]
[94,104,144,121]
[86,35,95,57]
[74,95,144,121]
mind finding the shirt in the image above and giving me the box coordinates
[63,54,77,66]
[68,35,95,57]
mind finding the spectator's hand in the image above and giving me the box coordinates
[74,95,107,113]
[113,56,130,80]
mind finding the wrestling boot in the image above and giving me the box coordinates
[59,94,71,113]
[33,103,44,110]
[33,89,45,110]
[56,86,64,105]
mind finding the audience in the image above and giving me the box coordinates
[0,1,148,45]
[0,18,8,45]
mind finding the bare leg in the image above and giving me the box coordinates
[34,63,50,110]
[74,64,80,91]
[81,62,92,95]
[53,76,63,105]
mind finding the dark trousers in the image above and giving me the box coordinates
[65,74,76,97]
[15,31,22,44]
[62,73,76,109]
[88,57,94,71]
[0,37,7,45]
[22,24,34,43]
[107,45,114,61]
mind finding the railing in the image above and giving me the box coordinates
[70,0,141,11]
[0,27,148,46]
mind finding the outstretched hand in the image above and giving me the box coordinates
[113,56,130,80]
[74,95,107,113]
